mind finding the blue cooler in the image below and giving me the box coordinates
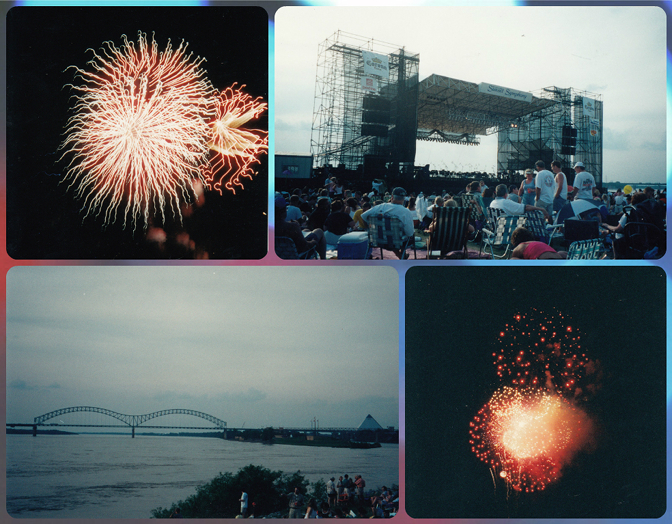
[337,231,370,259]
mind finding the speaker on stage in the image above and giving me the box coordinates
[362,111,390,125]
[561,125,576,155]
[363,96,391,112]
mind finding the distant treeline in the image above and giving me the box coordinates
[6,428,77,436]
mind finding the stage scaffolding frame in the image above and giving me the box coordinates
[497,86,603,185]
[310,31,420,175]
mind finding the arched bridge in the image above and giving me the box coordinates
[17,407,227,438]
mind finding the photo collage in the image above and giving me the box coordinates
[2,3,669,523]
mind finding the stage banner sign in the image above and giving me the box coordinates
[362,51,389,78]
[361,76,378,93]
[590,118,600,137]
[478,82,532,103]
[583,97,596,118]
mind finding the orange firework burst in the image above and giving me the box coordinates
[470,386,592,493]
[471,309,596,493]
[59,32,267,230]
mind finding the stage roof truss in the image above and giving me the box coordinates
[416,129,480,145]
[416,74,558,138]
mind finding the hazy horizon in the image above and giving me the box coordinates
[6,266,400,430]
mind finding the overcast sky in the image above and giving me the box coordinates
[6,266,399,430]
[275,5,666,184]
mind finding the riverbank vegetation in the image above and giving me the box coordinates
[151,465,311,518]
[150,464,397,519]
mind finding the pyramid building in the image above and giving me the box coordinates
[357,414,383,431]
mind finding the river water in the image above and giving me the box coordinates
[6,434,398,519]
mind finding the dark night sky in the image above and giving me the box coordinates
[405,266,666,519]
[6,6,268,259]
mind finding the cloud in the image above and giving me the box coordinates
[9,380,37,390]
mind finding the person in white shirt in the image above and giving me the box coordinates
[572,162,596,201]
[533,160,555,216]
[490,184,550,219]
[361,187,415,259]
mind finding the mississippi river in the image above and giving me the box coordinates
[6,434,398,519]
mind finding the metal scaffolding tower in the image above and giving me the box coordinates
[310,31,420,177]
[497,86,603,184]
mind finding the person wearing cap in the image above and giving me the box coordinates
[571,162,595,201]
[361,187,415,259]
[275,196,326,259]
[519,168,536,206]
[533,160,555,216]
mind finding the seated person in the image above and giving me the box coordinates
[285,194,304,224]
[426,198,474,235]
[323,199,355,245]
[352,202,371,230]
[481,187,495,209]
[602,191,662,258]
[490,184,550,219]
[306,197,330,231]
[275,196,326,259]
[510,227,567,259]
[361,187,415,259]
[344,197,360,219]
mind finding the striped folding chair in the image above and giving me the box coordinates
[426,206,472,259]
[366,213,416,260]
[524,210,552,244]
[482,215,527,259]
[567,238,603,260]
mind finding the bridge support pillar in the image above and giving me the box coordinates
[32,425,37,437]
[132,426,135,438]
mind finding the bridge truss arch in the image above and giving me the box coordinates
[34,406,227,429]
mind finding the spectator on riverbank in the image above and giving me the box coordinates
[319,502,332,518]
[354,475,366,502]
[239,491,248,518]
[169,507,183,518]
[304,499,318,519]
[327,477,337,508]
[336,476,344,502]
[286,487,304,518]
[343,474,353,499]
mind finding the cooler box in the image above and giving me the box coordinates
[337,231,370,259]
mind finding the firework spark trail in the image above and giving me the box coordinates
[202,85,268,194]
[470,309,596,493]
[494,308,591,398]
[59,32,267,230]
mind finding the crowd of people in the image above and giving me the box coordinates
[275,167,666,260]
[235,476,398,519]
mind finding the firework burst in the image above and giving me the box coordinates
[494,308,591,398]
[471,309,596,493]
[202,85,268,195]
[59,32,267,230]
[470,386,593,493]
